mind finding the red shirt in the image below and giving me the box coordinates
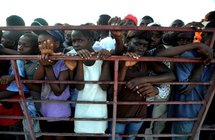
[0,95,23,126]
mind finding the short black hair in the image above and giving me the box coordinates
[74,23,97,41]
[141,16,154,22]
[97,14,111,25]
[31,18,48,26]
[6,15,25,26]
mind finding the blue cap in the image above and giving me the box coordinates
[47,30,64,43]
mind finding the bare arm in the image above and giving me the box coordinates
[74,61,84,90]
[44,66,69,96]
[126,62,176,91]
[156,42,213,64]
[0,45,18,55]
[99,61,111,90]
[32,64,46,93]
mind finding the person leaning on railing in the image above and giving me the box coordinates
[107,29,176,140]
[155,22,214,140]
[0,32,40,140]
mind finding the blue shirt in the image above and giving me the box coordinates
[169,51,215,118]
[7,60,29,93]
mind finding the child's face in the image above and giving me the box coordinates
[71,31,92,51]
[127,37,149,56]
[17,35,35,55]
[38,34,58,52]
[151,31,162,47]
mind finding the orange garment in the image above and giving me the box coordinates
[193,32,202,43]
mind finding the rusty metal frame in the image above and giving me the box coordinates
[0,25,215,140]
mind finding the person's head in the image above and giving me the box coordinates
[123,14,138,26]
[1,31,24,49]
[17,32,39,55]
[170,19,185,27]
[148,23,163,48]
[97,14,111,25]
[126,31,151,56]
[31,18,49,35]
[71,24,97,52]
[139,16,154,26]
[96,14,111,40]
[204,10,215,22]
[6,15,25,26]
[204,21,215,48]
[38,30,64,53]
[31,18,48,26]
[63,23,73,47]
[176,32,194,45]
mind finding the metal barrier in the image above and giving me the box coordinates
[0,25,215,140]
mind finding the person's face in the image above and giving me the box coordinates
[38,34,58,52]
[151,31,162,47]
[127,37,149,56]
[71,30,92,51]
[17,35,36,55]
[1,35,16,49]
[64,30,72,46]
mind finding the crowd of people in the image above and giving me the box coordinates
[0,10,215,140]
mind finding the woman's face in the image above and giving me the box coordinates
[71,30,92,51]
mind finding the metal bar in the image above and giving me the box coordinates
[21,79,212,86]
[1,55,215,63]
[189,71,215,140]
[209,31,215,48]
[0,98,205,105]
[0,25,214,32]
[10,60,36,140]
[111,60,119,140]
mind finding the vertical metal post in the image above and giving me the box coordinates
[11,60,36,140]
[189,67,215,139]
[111,60,119,140]
[209,31,215,48]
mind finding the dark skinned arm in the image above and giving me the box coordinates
[74,61,84,90]
[179,63,205,95]
[44,66,69,96]
[113,36,125,55]
[32,64,46,93]
[156,42,213,64]
[126,62,176,91]
[0,46,19,55]
[99,61,111,90]
[118,62,128,91]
